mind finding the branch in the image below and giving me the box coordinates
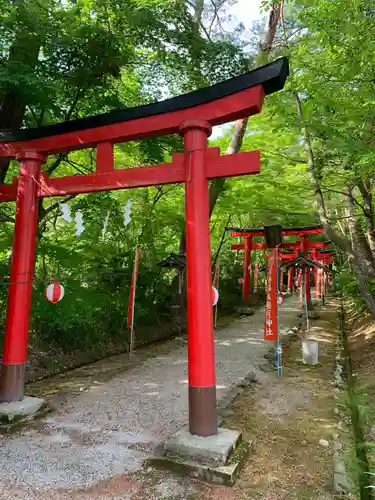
[41,195,76,220]
[356,179,373,218]
[321,185,365,212]
[65,158,91,174]
[47,153,68,175]
[0,214,15,223]
[65,87,85,121]
[212,214,232,270]
[262,149,306,164]
[185,0,213,41]
[294,92,352,254]
[27,106,43,127]
[335,208,347,236]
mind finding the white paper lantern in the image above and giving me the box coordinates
[212,286,219,306]
[45,282,65,304]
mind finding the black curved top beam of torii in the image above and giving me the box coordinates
[0,57,289,157]
[281,256,332,273]
[227,225,325,237]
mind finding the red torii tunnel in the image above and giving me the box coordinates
[233,242,330,297]
[227,225,330,304]
[265,249,333,294]
[0,58,289,437]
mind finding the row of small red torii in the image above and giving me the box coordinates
[229,226,333,308]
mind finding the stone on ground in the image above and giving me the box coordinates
[0,396,45,423]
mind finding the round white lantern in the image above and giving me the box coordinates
[45,282,65,304]
[212,286,219,306]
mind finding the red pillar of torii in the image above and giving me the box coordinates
[0,58,289,437]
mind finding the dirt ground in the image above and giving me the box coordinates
[344,303,375,484]
[1,299,356,500]
[64,303,350,500]
[190,306,346,500]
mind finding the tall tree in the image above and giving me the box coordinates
[277,0,375,315]
[179,1,282,255]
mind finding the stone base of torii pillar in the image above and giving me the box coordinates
[0,396,47,427]
[148,426,251,485]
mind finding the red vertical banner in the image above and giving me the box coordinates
[264,249,278,341]
[253,262,259,295]
[127,247,141,329]
[316,267,322,298]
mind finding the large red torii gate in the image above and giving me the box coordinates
[0,58,289,437]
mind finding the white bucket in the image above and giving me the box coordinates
[302,340,319,365]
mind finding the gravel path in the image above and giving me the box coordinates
[0,295,300,499]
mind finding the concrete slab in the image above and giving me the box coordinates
[0,396,46,423]
[164,427,241,466]
[149,438,251,486]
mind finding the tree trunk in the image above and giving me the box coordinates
[344,185,375,277]
[193,0,204,25]
[294,92,375,317]
[178,2,282,255]
[357,179,375,263]
[350,257,375,318]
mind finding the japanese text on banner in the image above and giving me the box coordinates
[264,249,278,341]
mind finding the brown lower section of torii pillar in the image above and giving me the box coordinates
[0,152,45,402]
[179,119,217,437]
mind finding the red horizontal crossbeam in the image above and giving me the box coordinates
[309,242,329,249]
[230,230,264,238]
[0,180,17,202]
[231,242,264,251]
[283,227,324,236]
[282,240,329,249]
[230,227,325,238]
[231,240,330,251]
[265,252,298,259]
[0,148,260,202]
[0,87,264,157]
[232,244,244,251]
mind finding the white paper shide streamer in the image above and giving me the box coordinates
[123,199,132,227]
[75,210,85,236]
[102,211,110,238]
[60,204,73,223]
